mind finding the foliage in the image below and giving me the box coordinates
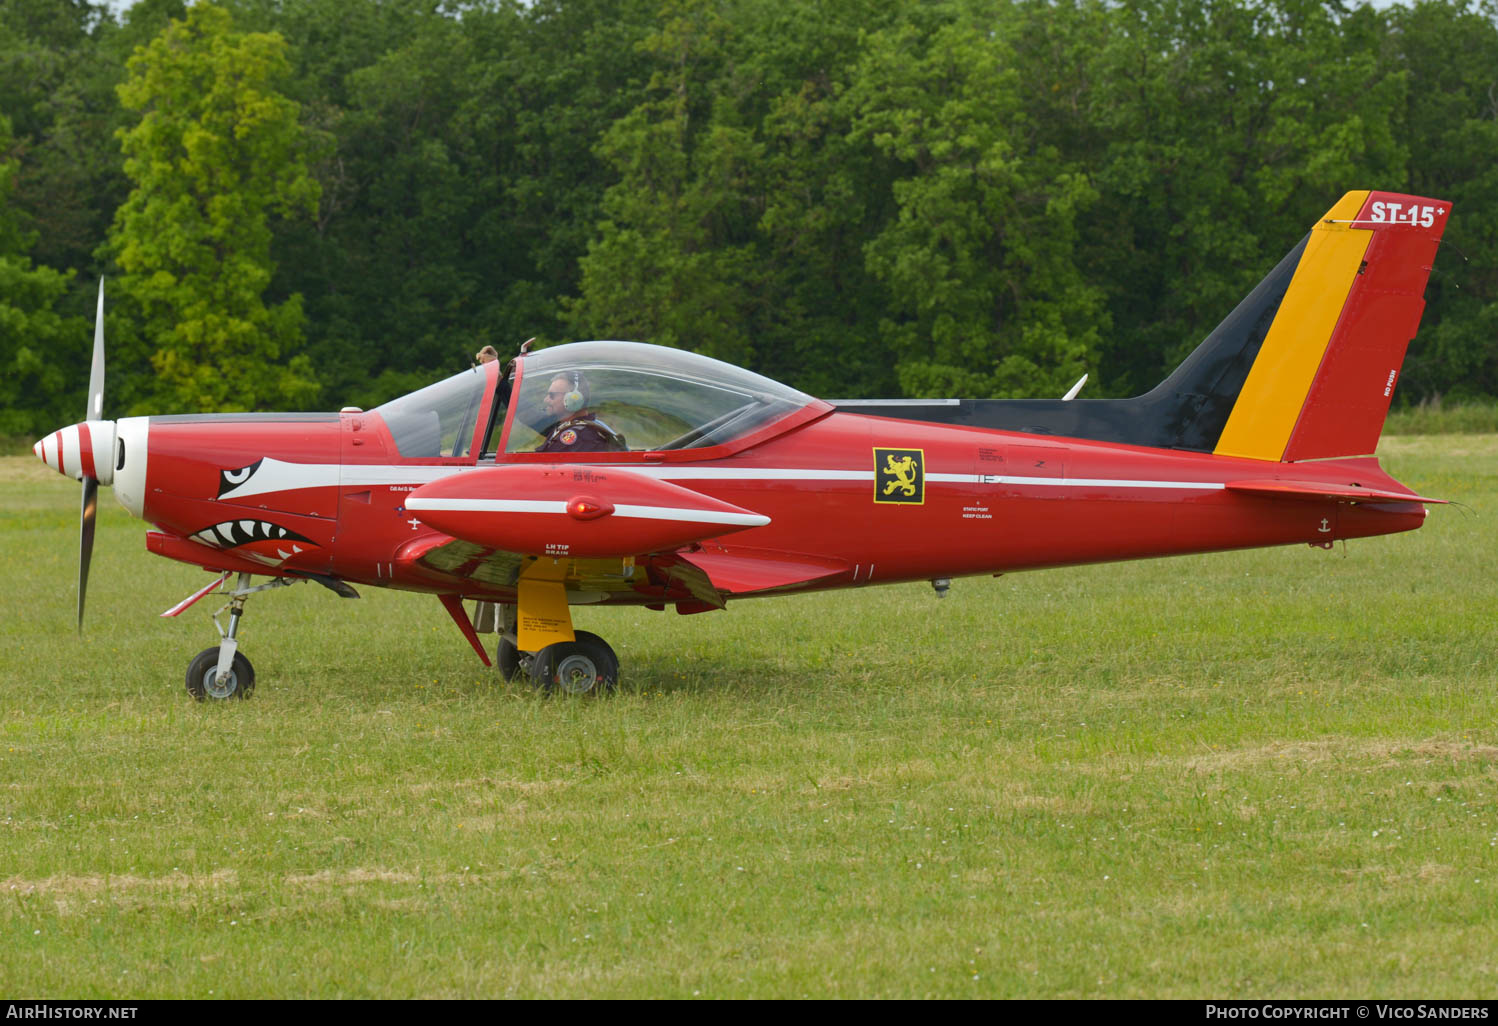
[1386,0,1498,399]
[0,0,1495,421]
[0,114,88,436]
[847,4,1105,398]
[110,2,319,412]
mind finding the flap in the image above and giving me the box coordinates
[677,548,849,595]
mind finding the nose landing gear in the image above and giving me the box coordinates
[183,572,290,701]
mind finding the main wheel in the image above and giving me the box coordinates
[185,648,255,701]
[496,636,532,682]
[529,633,619,695]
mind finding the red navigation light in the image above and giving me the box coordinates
[566,495,614,521]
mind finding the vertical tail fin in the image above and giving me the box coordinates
[1212,190,1452,462]
[832,191,1452,459]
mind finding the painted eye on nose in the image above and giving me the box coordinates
[217,459,264,496]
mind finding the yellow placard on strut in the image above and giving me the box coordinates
[517,563,575,651]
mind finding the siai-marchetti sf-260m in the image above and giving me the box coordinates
[35,190,1451,698]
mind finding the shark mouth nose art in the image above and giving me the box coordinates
[189,519,317,566]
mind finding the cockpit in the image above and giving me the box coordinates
[373,341,826,461]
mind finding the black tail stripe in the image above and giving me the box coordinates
[836,235,1310,452]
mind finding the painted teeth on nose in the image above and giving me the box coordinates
[193,519,311,550]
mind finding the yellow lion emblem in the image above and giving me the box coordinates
[881,453,920,497]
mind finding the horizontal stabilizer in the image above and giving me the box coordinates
[1225,479,1444,505]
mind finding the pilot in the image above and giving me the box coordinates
[536,371,626,452]
[474,345,499,365]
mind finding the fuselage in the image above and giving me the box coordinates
[34,338,1429,614]
[90,396,1424,607]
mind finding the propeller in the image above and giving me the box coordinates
[78,279,106,631]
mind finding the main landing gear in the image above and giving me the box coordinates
[502,630,619,695]
[184,572,291,701]
[484,602,619,695]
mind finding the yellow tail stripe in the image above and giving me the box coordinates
[1214,191,1372,462]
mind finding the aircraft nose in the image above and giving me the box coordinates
[34,421,117,485]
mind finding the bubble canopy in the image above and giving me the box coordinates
[503,341,824,454]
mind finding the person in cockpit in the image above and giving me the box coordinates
[536,371,627,452]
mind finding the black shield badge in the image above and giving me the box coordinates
[873,447,924,505]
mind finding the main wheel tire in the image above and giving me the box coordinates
[529,633,619,695]
[185,647,255,701]
[496,636,531,682]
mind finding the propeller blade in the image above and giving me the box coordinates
[79,475,98,631]
[87,279,105,421]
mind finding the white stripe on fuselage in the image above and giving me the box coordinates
[218,458,462,501]
[405,496,770,527]
[964,475,1226,491]
[217,457,1228,502]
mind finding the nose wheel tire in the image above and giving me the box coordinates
[185,647,255,701]
[529,632,618,695]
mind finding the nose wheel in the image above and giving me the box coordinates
[186,647,255,700]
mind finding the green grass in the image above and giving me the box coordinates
[1384,399,1498,435]
[1,436,1495,998]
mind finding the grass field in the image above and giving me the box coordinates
[1384,401,1498,436]
[1,436,1494,998]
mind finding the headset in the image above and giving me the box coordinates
[562,371,586,412]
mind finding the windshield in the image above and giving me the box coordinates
[505,341,816,453]
[375,367,487,458]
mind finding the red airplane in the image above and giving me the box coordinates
[36,189,1450,699]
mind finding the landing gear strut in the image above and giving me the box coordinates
[184,572,289,701]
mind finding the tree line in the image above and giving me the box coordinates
[2,0,1495,435]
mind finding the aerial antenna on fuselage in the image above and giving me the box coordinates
[1061,374,1088,401]
[501,337,538,391]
